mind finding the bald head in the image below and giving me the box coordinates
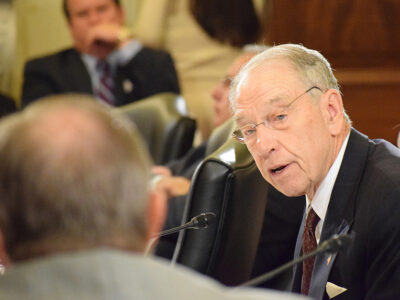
[0,95,153,261]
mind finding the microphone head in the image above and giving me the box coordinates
[190,212,217,229]
[323,234,352,253]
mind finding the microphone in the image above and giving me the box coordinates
[145,212,216,255]
[239,233,352,287]
[157,212,217,237]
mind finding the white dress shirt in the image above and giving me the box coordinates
[305,133,350,243]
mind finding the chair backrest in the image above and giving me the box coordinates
[172,136,269,286]
[0,93,16,118]
[113,92,196,164]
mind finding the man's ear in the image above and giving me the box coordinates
[321,89,345,136]
[146,189,167,242]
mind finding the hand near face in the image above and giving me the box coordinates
[66,0,129,59]
[154,176,191,198]
[84,23,131,59]
[151,165,173,177]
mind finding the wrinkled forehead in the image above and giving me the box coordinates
[232,60,305,124]
[234,60,301,105]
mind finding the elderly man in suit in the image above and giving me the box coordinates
[230,44,400,299]
[21,0,180,107]
[0,94,308,300]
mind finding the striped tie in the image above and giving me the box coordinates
[96,60,115,105]
[301,208,320,295]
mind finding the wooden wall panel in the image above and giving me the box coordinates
[339,81,400,143]
[265,0,400,144]
[266,0,400,68]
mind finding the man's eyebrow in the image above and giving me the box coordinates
[267,95,286,105]
[233,95,287,123]
[233,114,245,124]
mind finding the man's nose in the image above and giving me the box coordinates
[88,11,101,25]
[252,123,278,158]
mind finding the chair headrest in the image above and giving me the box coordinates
[113,93,196,164]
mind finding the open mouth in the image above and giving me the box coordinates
[271,164,288,174]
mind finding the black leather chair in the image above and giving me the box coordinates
[113,93,196,165]
[0,93,16,118]
[172,133,270,286]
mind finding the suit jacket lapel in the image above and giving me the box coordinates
[308,129,370,299]
[113,48,146,106]
[290,207,306,293]
[290,129,371,297]
[67,49,93,95]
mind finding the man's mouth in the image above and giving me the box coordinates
[270,164,289,174]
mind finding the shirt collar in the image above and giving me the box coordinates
[306,133,350,223]
[81,53,98,75]
[80,40,142,75]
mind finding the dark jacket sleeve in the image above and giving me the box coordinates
[21,58,59,107]
[21,49,92,108]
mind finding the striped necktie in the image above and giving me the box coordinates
[96,60,115,105]
[301,207,320,295]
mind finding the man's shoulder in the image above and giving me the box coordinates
[132,46,174,67]
[346,129,400,183]
[365,137,400,184]
[25,48,80,69]
[0,249,305,300]
[138,46,172,58]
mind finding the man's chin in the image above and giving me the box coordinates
[269,182,305,198]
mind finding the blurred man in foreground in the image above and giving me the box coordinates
[0,94,306,300]
[230,43,400,299]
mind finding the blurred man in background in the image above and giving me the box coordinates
[22,0,180,107]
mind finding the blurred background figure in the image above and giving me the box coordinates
[21,0,180,107]
[152,45,269,259]
[10,0,140,105]
[134,0,269,141]
[0,1,16,111]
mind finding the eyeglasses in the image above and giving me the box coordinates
[232,86,322,144]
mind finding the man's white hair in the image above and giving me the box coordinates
[229,43,351,122]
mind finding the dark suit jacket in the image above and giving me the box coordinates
[291,129,400,299]
[22,47,180,107]
[251,186,305,291]
[0,93,16,117]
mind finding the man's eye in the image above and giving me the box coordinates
[97,5,108,13]
[76,11,89,18]
[243,127,256,136]
[275,114,287,121]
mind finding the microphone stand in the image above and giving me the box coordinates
[145,212,216,255]
[157,220,199,237]
[239,234,351,287]
[241,246,324,287]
